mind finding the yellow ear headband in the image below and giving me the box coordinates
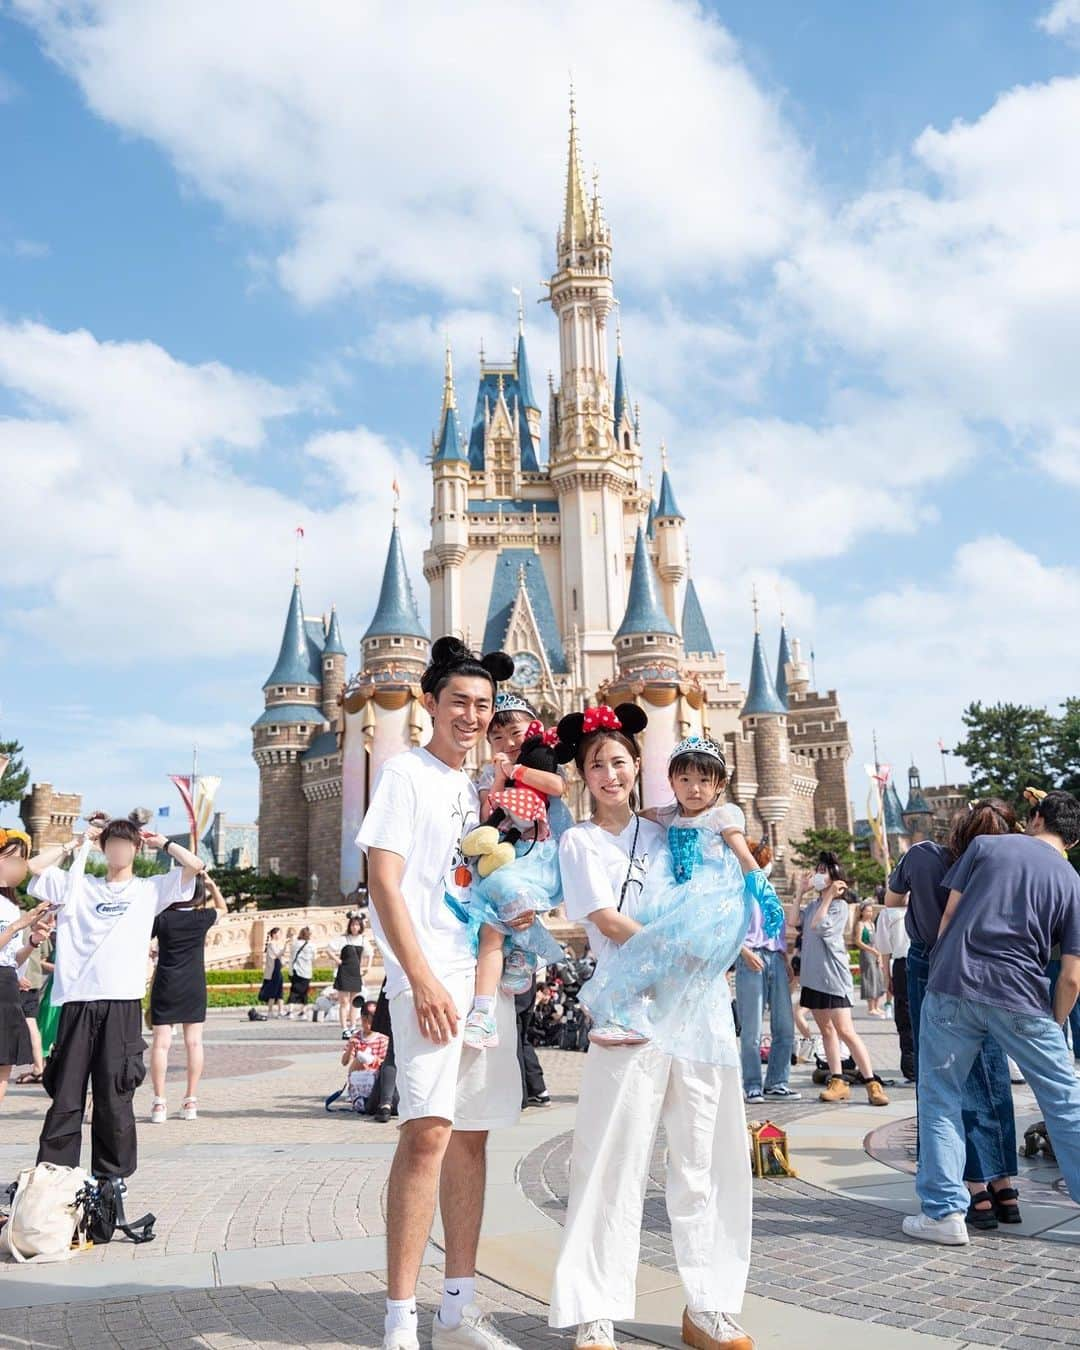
[1023,786,1047,807]
[0,828,31,852]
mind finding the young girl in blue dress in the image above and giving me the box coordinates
[580,735,785,1059]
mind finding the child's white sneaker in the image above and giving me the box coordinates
[588,1023,648,1047]
[463,1007,499,1050]
[500,948,535,995]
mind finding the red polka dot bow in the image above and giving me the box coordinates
[582,705,622,734]
[525,720,561,747]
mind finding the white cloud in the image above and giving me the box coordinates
[0,238,50,259]
[0,320,428,664]
[833,536,1080,792]
[1039,1,1080,38]
[12,0,815,304]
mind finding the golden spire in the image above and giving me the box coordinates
[564,83,590,245]
[440,335,456,414]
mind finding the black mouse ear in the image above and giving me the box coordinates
[430,636,469,667]
[616,703,648,735]
[557,712,585,751]
[553,741,577,766]
[481,651,514,684]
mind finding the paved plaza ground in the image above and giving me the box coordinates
[1,1009,1079,1350]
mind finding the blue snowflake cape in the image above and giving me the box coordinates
[578,806,785,1066]
[464,836,567,966]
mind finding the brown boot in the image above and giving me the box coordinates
[865,1076,890,1107]
[819,1074,850,1103]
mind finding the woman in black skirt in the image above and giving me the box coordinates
[258,926,286,1018]
[148,873,227,1123]
[329,914,368,1034]
[0,830,47,1110]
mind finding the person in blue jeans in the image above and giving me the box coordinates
[886,800,1019,1229]
[902,790,1080,1246]
[736,899,800,1101]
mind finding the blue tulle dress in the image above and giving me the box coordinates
[578,803,785,1066]
[466,835,567,967]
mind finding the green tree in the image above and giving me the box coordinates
[207,865,303,912]
[0,739,29,808]
[789,826,885,896]
[952,701,1054,811]
[85,856,168,879]
[1046,697,1080,799]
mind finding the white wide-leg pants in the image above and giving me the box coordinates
[548,1043,751,1328]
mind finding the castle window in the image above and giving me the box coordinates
[298,686,307,695]
[299,726,307,733]
[276,686,285,696]
[572,587,578,611]
[824,808,837,830]
[392,637,402,646]
[268,727,279,736]
[645,635,655,644]
[623,432,630,450]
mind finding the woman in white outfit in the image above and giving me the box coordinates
[548,705,754,1350]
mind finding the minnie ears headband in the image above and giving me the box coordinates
[556,702,648,754]
[421,636,514,694]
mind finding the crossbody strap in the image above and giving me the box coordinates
[617,813,642,913]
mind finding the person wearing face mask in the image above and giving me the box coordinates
[550,708,755,1350]
[798,852,889,1107]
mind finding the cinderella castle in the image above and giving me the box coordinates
[252,105,853,901]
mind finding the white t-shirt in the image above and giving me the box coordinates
[558,816,666,981]
[356,746,480,998]
[876,906,911,961]
[0,896,23,971]
[29,853,195,1004]
[290,939,314,979]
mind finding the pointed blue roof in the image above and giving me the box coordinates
[253,703,324,728]
[740,632,786,717]
[363,525,427,640]
[615,528,677,639]
[884,780,907,836]
[516,331,539,412]
[905,766,933,816]
[323,606,347,656]
[264,580,325,688]
[483,548,568,675]
[682,578,715,656]
[645,496,657,539]
[613,351,629,433]
[656,468,684,520]
[775,624,793,707]
[468,368,540,473]
[434,400,467,462]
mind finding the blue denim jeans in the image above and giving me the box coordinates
[917,991,1080,1218]
[1047,959,1080,1058]
[735,949,793,1093]
[907,943,1016,1183]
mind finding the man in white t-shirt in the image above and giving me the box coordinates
[358,638,522,1350]
[27,814,202,1180]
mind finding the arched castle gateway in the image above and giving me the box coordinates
[253,104,852,903]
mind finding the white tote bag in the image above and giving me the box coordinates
[0,1162,91,1263]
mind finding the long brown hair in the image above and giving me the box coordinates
[948,798,1016,859]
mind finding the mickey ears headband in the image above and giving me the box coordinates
[556,702,648,754]
[421,636,514,694]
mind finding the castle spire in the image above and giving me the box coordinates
[364,521,428,641]
[613,316,630,434]
[741,593,786,717]
[682,577,716,657]
[563,85,590,245]
[775,614,793,708]
[615,527,677,639]
[323,604,347,657]
[656,448,684,520]
[263,576,315,688]
[433,337,466,462]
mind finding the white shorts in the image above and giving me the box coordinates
[389,970,521,1130]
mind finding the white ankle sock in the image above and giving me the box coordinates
[440,1276,475,1328]
[472,996,494,1014]
[385,1297,417,1334]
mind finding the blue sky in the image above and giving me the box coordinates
[3,0,1080,830]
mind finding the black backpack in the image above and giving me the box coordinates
[78,1178,156,1246]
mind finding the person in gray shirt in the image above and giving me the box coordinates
[798,851,889,1108]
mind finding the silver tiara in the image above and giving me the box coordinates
[669,735,726,766]
[494,692,534,715]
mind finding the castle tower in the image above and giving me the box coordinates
[654,448,687,629]
[612,318,637,457]
[321,606,347,723]
[253,574,326,879]
[903,762,934,843]
[425,340,470,637]
[604,527,692,808]
[547,96,635,690]
[884,778,910,857]
[340,516,431,893]
[739,597,792,855]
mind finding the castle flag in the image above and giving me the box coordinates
[193,776,221,844]
[168,775,198,843]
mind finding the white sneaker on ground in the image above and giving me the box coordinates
[463,1008,499,1050]
[574,1320,616,1349]
[901,1211,970,1245]
[180,1097,197,1120]
[682,1308,754,1350]
[588,1023,648,1047]
[431,1304,518,1347]
[382,1328,419,1350]
[149,1098,166,1125]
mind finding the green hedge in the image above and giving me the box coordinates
[205,967,334,986]
[207,990,260,1008]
